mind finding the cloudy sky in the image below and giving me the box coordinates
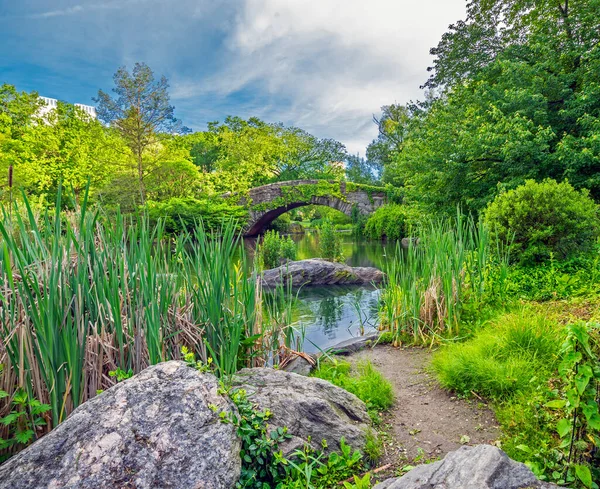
[0,0,466,155]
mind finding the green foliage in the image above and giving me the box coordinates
[382,1,600,215]
[196,117,348,193]
[552,322,600,487]
[224,388,290,488]
[432,311,563,400]
[258,230,297,270]
[0,389,50,462]
[363,204,407,240]
[484,180,600,264]
[224,387,372,489]
[280,438,365,489]
[312,359,394,419]
[146,197,248,233]
[108,368,134,382]
[501,255,600,301]
[433,312,600,486]
[318,219,343,262]
[95,62,186,204]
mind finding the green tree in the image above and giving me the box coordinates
[95,63,187,204]
[384,0,600,215]
[23,102,125,201]
[0,85,41,202]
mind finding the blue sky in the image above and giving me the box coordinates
[0,0,466,155]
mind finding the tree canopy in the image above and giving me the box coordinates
[379,0,600,215]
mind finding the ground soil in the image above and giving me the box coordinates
[349,345,501,477]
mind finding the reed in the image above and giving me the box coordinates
[380,212,509,344]
[0,190,297,454]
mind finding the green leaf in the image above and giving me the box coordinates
[544,399,566,409]
[575,464,592,488]
[587,413,600,431]
[14,429,34,445]
[556,418,572,438]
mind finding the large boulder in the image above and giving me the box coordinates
[0,361,241,489]
[374,444,559,489]
[232,368,371,455]
[261,258,383,288]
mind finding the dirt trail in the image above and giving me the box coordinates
[350,345,500,468]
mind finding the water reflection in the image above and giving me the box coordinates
[244,230,393,352]
[293,285,381,353]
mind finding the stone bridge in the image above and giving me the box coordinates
[242,180,386,236]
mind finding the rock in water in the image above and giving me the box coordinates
[0,361,241,489]
[374,444,560,489]
[232,368,371,456]
[261,258,383,288]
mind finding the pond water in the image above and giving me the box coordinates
[246,230,395,353]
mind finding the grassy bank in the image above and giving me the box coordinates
[375,212,600,487]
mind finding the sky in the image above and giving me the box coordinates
[0,0,467,155]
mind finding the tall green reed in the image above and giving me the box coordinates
[381,212,509,344]
[0,189,298,449]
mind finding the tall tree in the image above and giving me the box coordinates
[0,84,41,202]
[95,63,186,203]
[383,0,600,214]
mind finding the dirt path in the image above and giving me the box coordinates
[350,345,500,469]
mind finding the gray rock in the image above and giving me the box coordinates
[232,368,371,456]
[331,332,380,355]
[0,361,241,489]
[401,237,419,248]
[282,354,319,376]
[373,444,560,489]
[261,258,384,288]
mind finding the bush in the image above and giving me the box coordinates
[484,179,600,264]
[258,230,296,269]
[363,204,406,240]
[362,203,425,240]
[267,213,292,233]
[318,220,343,262]
[146,197,247,233]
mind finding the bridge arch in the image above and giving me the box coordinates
[241,180,386,236]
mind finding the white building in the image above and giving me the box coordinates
[38,96,97,120]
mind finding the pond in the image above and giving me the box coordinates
[246,229,395,353]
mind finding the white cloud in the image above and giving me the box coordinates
[174,0,466,155]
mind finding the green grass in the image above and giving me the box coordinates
[312,358,394,417]
[432,310,562,400]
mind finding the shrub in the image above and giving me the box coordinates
[267,213,292,233]
[484,179,600,264]
[258,230,296,269]
[146,197,247,233]
[364,204,406,240]
[318,220,343,262]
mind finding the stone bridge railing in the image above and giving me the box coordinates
[241,180,386,236]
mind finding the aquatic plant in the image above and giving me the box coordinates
[0,189,298,453]
[380,212,510,343]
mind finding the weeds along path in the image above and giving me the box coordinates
[350,346,500,466]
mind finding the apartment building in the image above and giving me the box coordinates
[38,96,97,119]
